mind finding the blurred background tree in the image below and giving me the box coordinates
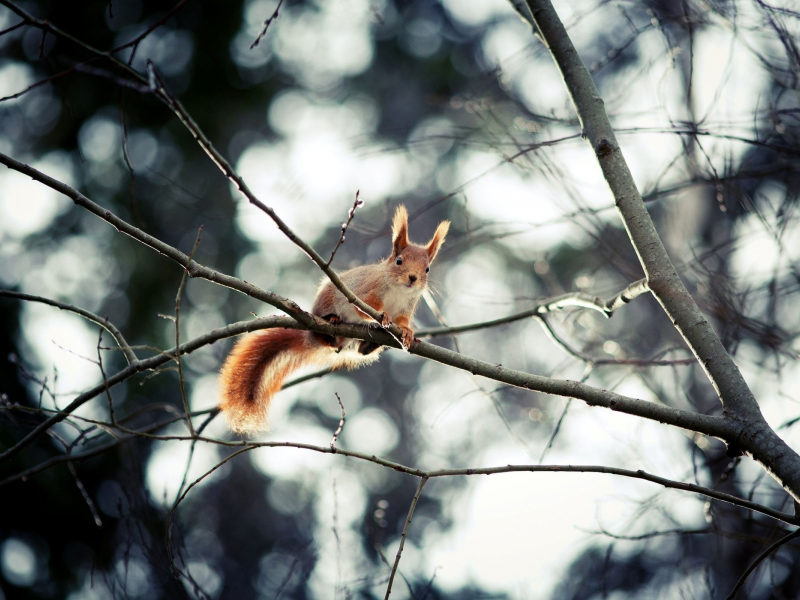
[1,0,799,598]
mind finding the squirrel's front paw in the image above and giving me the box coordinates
[399,326,415,349]
[368,312,390,330]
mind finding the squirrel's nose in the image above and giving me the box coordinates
[408,275,417,283]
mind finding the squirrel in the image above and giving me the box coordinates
[218,205,450,435]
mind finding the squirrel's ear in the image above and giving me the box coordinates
[426,220,450,261]
[392,205,409,256]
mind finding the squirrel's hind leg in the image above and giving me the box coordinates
[357,341,381,355]
[313,313,344,350]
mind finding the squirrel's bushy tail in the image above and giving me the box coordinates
[219,329,320,435]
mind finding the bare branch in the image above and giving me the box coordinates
[0,0,189,103]
[0,290,137,365]
[67,462,103,528]
[520,0,800,502]
[0,150,716,459]
[725,527,800,599]
[96,328,116,425]
[0,20,24,36]
[585,526,713,541]
[0,151,312,325]
[250,0,285,49]
[330,393,346,450]
[327,190,364,267]
[0,315,300,463]
[417,278,649,338]
[13,428,797,526]
[142,65,394,334]
[0,300,737,467]
[385,477,428,600]
[174,227,203,437]
[539,398,572,464]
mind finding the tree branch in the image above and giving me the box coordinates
[417,278,649,338]
[0,290,138,365]
[143,64,392,332]
[0,299,736,466]
[725,527,800,598]
[385,477,428,600]
[0,149,788,506]
[519,0,800,502]
[0,151,312,325]
[0,0,392,334]
[0,157,731,472]
[6,428,797,525]
[0,315,300,463]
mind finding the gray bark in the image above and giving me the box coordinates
[520,0,800,500]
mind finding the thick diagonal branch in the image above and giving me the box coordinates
[520,0,800,501]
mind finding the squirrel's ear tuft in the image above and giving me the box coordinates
[426,220,450,261]
[392,204,409,256]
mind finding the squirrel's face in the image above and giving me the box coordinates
[388,204,449,291]
[388,245,431,290]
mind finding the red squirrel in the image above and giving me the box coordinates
[218,205,450,434]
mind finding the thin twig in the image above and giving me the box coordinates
[119,87,142,225]
[250,0,285,49]
[175,227,203,437]
[416,278,649,338]
[0,0,189,103]
[327,190,364,266]
[519,0,800,502]
[725,527,800,599]
[0,151,311,323]
[0,290,137,364]
[385,477,428,600]
[96,328,115,425]
[167,446,258,578]
[5,423,799,526]
[539,398,572,464]
[0,20,24,36]
[330,393,346,450]
[67,462,103,527]
[585,526,713,541]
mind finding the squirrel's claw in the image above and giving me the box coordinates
[399,326,414,349]
[368,313,389,330]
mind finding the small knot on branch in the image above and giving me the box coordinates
[595,138,615,157]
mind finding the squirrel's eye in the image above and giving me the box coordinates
[395,256,403,265]
[425,266,430,273]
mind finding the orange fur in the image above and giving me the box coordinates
[392,205,409,257]
[354,290,385,319]
[219,329,320,434]
[393,314,414,347]
[426,221,449,260]
[219,205,450,435]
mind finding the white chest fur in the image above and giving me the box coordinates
[382,283,423,318]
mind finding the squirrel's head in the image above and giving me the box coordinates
[387,204,449,291]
